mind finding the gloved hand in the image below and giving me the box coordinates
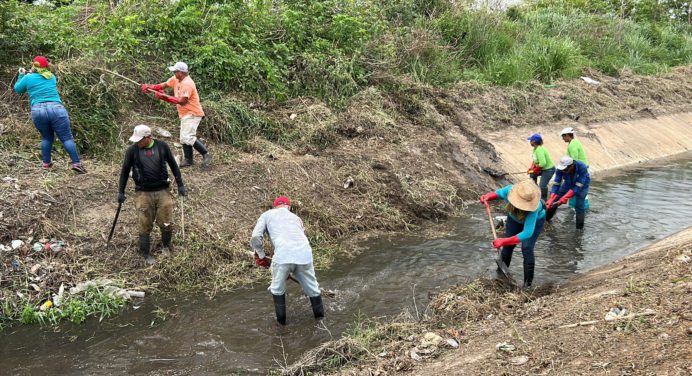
[527,162,536,175]
[479,191,499,204]
[155,90,180,104]
[117,192,126,204]
[492,235,520,249]
[178,185,187,197]
[545,193,558,208]
[141,83,164,93]
[18,67,26,75]
[255,253,270,268]
[557,189,574,206]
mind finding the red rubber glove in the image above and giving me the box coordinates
[480,191,499,204]
[557,189,574,206]
[141,83,164,93]
[527,162,536,175]
[492,235,520,249]
[545,193,558,207]
[155,91,180,104]
[255,253,270,268]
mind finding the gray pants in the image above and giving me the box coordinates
[269,262,321,297]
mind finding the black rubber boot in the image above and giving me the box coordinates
[273,294,287,325]
[523,263,535,289]
[181,145,194,167]
[309,295,325,319]
[194,140,212,167]
[161,226,174,256]
[545,206,558,222]
[138,234,155,265]
[576,212,585,230]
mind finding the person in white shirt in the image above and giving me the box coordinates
[250,196,323,325]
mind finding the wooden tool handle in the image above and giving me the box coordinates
[484,202,498,240]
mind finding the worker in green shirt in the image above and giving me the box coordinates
[560,127,588,166]
[526,134,555,201]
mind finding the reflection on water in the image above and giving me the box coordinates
[1,157,690,375]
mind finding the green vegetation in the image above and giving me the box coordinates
[1,286,126,329]
[1,0,691,154]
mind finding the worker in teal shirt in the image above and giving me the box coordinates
[546,156,590,230]
[480,179,546,288]
[13,56,86,174]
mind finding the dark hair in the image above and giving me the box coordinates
[533,138,543,145]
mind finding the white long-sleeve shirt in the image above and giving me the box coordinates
[250,207,313,265]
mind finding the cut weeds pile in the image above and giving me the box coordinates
[2,66,692,329]
[287,229,692,376]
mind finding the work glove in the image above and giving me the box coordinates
[141,83,164,93]
[479,191,499,204]
[155,90,180,104]
[178,185,187,197]
[255,253,270,268]
[492,235,520,249]
[556,189,574,206]
[18,67,26,75]
[117,192,126,204]
[545,193,558,208]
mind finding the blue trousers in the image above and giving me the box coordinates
[30,102,80,164]
[530,167,555,201]
[501,215,545,266]
[557,186,589,214]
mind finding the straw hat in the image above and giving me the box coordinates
[507,179,540,212]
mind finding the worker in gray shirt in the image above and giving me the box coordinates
[250,196,324,325]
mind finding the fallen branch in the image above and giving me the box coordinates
[558,310,656,329]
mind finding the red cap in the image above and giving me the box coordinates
[33,56,49,68]
[273,196,291,208]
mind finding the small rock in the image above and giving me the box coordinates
[509,355,529,365]
[356,126,364,133]
[496,342,516,352]
[686,327,692,336]
[11,240,24,250]
[289,113,297,120]
[446,338,459,348]
[155,127,172,138]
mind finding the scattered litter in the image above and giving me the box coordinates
[421,332,444,347]
[11,240,24,250]
[509,355,529,365]
[2,176,18,183]
[410,349,423,362]
[343,176,354,189]
[0,244,11,252]
[289,113,297,120]
[675,255,690,263]
[69,279,113,295]
[30,264,41,274]
[446,338,459,348]
[70,279,145,301]
[30,283,41,292]
[11,259,20,271]
[32,239,64,253]
[580,76,600,85]
[155,127,172,138]
[40,300,53,311]
[496,342,516,352]
[605,307,628,321]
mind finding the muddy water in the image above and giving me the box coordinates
[2,156,691,375]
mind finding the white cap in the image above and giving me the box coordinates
[556,156,574,170]
[168,61,188,73]
[560,127,575,136]
[129,124,152,142]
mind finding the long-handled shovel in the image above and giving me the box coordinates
[107,202,123,245]
[483,201,515,284]
[94,67,176,99]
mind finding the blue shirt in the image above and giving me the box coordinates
[495,185,545,242]
[13,73,62,106]
[250,207,313,265]
[551,160,590,195]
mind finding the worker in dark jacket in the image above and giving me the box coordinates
[546,156,590,230]
[118,125,187,264]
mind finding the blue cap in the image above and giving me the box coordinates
[527,133,542,143]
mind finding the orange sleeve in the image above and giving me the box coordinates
[165,76,177,88]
